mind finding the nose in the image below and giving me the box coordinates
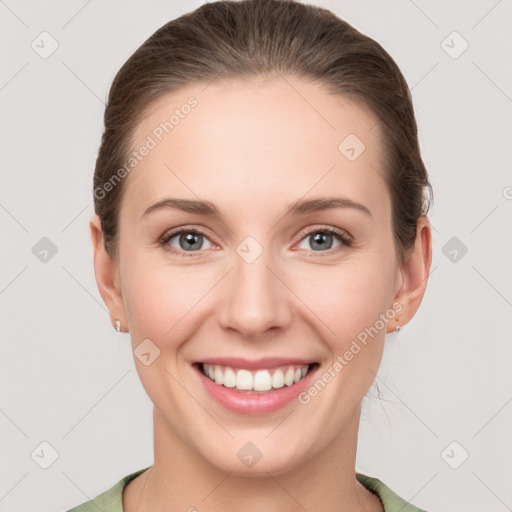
[216,242,292,340]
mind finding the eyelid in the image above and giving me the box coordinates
[291,225,353,256]
[159,225,218,257]
[159,224,352,256]
[293,224,352,246]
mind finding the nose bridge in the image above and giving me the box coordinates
[217,235,290,338]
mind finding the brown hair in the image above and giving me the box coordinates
[93,0,433,263]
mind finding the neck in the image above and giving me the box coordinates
[134,405,382,512]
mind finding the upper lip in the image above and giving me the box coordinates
[196,357,317,370]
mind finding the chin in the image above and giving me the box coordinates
[196,435,309,477]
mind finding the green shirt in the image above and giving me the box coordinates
[66,466,429,511]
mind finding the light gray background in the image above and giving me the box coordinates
[1,1,511,511]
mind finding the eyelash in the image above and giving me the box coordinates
[158,225,353,258]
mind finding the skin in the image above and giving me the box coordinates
[90,76,432,512]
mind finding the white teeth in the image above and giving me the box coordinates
[202,363,310,392]
[253,370,272,391]
[271,369,285,388]
[235,369,253,390]
[223,367,236,388]
[284,368,295,386]
[214,366,224,385]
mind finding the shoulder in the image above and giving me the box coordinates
[356,473,431,512]
[65,467,151,512]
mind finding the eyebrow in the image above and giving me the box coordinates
[141,196,372,219]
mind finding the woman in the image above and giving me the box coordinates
[68,0,433,510]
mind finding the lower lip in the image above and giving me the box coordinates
[195,364,318,415]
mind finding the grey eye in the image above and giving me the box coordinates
[297,231,343,252]
[166,230,214,252]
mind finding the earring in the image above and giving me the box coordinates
[115,320,121,333]
[395,323,400,333]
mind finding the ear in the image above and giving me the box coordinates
[389,216,432,331]
[90,214,128,332]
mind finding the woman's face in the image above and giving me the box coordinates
[95,77,427,474]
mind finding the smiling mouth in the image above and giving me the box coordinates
[196,362,319,394]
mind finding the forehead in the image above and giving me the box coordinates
[123,77,390,221]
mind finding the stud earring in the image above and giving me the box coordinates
[115,320,121,333]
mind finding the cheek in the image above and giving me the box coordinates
[291,254,396,353]
[120,252,210,346]
[120,257,211,408]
